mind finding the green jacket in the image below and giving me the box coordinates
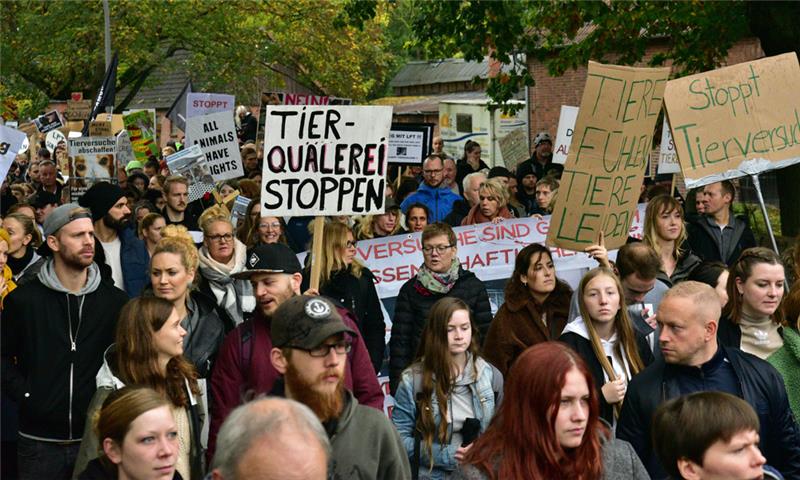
[768,327,800,420]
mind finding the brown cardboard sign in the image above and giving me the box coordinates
[66,100,92,121]
[546,61,669,251]
[664,53,800,189]
[89,121,112,137]
[498,128,529,171]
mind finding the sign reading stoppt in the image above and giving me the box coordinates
[261,105,393,216]
[664,52,800,188]
[547,61,670,251]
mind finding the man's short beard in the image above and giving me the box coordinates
[102,212,129,231]
[285,362,344,422]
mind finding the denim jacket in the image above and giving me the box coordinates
[392,355,503,479]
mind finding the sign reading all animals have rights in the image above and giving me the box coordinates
[664,52,800,188]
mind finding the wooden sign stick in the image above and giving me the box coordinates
[309,216,326,291]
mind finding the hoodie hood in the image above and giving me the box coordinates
[37,257,102,295]
[562,315,591,340]
[96,345,125,390]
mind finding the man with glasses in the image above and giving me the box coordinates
[208,243,383,460]
[400,155,462,223]
[78,182,149,296]
[389,222,493,393]
[269,295,411,479]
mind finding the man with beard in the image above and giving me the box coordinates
[208,243,383,461]
[2,204,127,479]
[270,295,411,479]
[515,131,563,183]
[78,182,149,296]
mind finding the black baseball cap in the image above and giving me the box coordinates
[232,243,302,279]
[272,296,356,350]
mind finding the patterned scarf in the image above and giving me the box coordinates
[416,258,460,294]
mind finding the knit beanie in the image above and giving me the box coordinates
[78,182,125,222]
[515,161,536,184]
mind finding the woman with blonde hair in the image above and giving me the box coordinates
[77,386,183,479]
[560,268,652,425]
[196,205,253,326]
[301,221,385,372]
[355,200,402,240]
[74,297,203,479]
[461,179,514,226]
[150,225,233,377]
[642,194,700,286]
[2,212,44,285]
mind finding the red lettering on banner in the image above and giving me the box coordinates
[457,230,478,245]
[372,243,388,259]
[387,241,403,257]
[536,219,549,235]
[552,248,578,258]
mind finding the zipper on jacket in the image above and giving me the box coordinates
[68,362,74,438]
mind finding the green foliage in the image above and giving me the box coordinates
[1,0,403,120]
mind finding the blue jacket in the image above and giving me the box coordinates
[392,355,503,480]
[401,183,462,223]
[119,226,150,297]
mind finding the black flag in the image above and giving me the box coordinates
[166,80,193,132]
[82,52,119,136]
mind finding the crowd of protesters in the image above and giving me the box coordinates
[1,117,799,480]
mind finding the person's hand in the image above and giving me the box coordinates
[491,216,504,224]
[584,231,610,268]
[303,287,320,296]
[642,304,657,329]
[455,443,473,463]
[529,213,543,220]
[601,378,627,404]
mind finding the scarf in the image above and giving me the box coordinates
[461,204,514,226]
[198,239,254,324]
[7,247,33,276]
[417,258,460,294]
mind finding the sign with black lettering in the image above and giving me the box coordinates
[553,106,579,165]
[34,110,64,134]
[185,110,243,181]
[261,105,392,216]
[664,52,800,188]
[0,125,27,182]
[388,123,432,164]
[547,61,670,251]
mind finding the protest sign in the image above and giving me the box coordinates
[498,128,529,171]
[547,61,669,251]
[664,52,800,188]
[34,110,64,134]
[387,123,432,164]
[261,105,393,216]
[89,121,112,137]
[123,110,159,162]
[66,100,92,121]
[68,136,116,200]
[185,110,243,180]
[186,93,235,119]
[116,130,135,169]
[553,105,579,164]
[257,92,353,152]
[45,129,67,154]
[658,118,681,174]
[230,195,251,228]
[0,125,27,182]
[165,144,215,202]
[71,92,83,101]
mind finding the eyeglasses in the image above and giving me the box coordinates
[259,222,282,230]
[345,240,357,248]
[422,244,453,254]
[207,233,234,243]
[423,168,443,175]
[302,341,352,358]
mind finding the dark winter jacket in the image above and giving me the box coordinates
[7,248,44,286]
[181,290,235,378]
[302,266,386,373]
[238,113,257,144]
[401,183,463,223]
[616,345,800,479]
[686,214,756,266]
[655,248,702,287]
[93,226,150,297]
[77,457,184,480]
[559,317,654,425]
[208,305,384,460]
[455,159,489,195]
[483,281,572,377]
[443,199,472,228]
[389,267,492,394]
[1,261,128,441]
[515,156,564,183]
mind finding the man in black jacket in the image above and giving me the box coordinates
[686,180,756,266]
[616,281,800,479]
[2,204,128,479]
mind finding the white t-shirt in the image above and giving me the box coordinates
[100,236,124,290]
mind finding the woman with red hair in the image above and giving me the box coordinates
[454,343,648,480]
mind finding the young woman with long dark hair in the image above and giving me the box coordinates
[454,343,647,480]
[392,298,503,479]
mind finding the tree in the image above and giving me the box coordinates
[0,0,402,118]
[365,0,799,236]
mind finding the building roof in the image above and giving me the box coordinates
[389,57,522,88]
[118,50,193,111]
[372,91,512,115]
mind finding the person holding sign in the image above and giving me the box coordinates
[389,223,492,394]
[392,298,503,480]
[560,268,653,426]
[686,181,755,267]
[460,179,514,226]
[483,243,573,377]
[643,195,701,286]
[718,248,786,360]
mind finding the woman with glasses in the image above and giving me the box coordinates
[392,298,503,480]
[150,225,234,378]
[301,222,385,373]
[389,223,493,394]
[249,215,289,247]
[196,205,254,326]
